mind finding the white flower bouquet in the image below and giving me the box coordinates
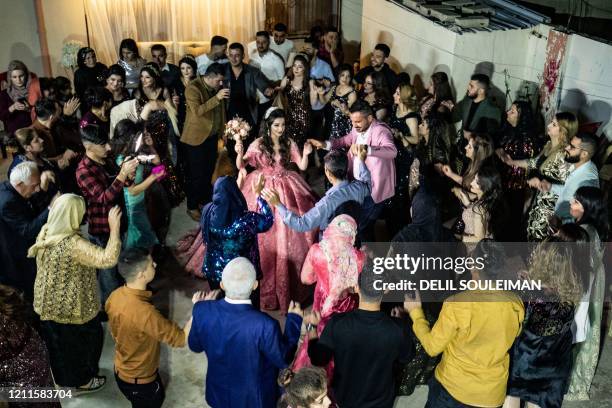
[224,116,251,142]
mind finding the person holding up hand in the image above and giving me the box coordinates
[29,196,123,393]
[77,124,139,306]
[234,107,318,312]
[189,257,305,408]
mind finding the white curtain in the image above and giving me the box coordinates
[84,0,265,65]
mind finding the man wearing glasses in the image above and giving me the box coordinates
[538,132,599,223]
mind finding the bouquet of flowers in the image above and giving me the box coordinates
[61,40,84,71]
[224,116,251,143]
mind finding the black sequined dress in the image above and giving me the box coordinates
[329,86,354,140]
[0,315,60,407]
[507,292,575,408]
[286,86,311,146]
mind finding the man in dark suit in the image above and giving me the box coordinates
[188,257,303,408]
[150,44,181,92]
[0,161,53,300]
[224,42,275,129]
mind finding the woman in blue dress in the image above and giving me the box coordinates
[200,175,274,298]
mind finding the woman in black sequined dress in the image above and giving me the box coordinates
[495,101,538,242]
[0,284,60,408]
[385,83,420,235]
[505,241,584,408]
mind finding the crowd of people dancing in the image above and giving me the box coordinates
[0,20,610,408]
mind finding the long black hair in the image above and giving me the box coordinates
[431,71,454,103]
[366,71,391,106]
[473,164,508,241]
[286,54,311,106]
[499,100,535,152]
[574,186,609,241]
[118,38,140,60]
[136,62,165,105]
[260,108,291,167]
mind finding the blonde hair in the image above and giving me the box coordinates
[526,244,582,303]
[555,111,578,146]
[398,83,417,111]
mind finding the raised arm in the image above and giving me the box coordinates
[185,85,222,117]
[296,141,312,171]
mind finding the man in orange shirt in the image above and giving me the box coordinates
[106,248,218,407]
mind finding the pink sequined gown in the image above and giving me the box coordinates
[291,215,365,376]
[241,138,318,312]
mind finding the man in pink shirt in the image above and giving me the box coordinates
[309,100,397,240]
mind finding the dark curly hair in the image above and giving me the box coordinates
[260,108,292,167]
[472,164,508,241]
[499,100,535,151]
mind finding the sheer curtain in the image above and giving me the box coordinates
[84,0,265,65]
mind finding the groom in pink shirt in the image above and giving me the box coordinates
[309,100,397,240]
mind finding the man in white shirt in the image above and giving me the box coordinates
[196,36,229,76]
[248,31,286,126]
[270,23,295,67]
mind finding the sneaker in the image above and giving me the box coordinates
[73,375,106,396]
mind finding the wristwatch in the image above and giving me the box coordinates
[306,323,317,332]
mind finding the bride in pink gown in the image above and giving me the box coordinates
[236,107,318,312]
[291,214,365,376]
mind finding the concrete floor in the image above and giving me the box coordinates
[1,154,611,407]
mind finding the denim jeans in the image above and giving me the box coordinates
[426,377,497,408]
[115,373,165,408]
[89,234,124,307]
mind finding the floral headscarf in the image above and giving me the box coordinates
[319,214,360,314]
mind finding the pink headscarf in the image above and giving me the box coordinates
[319,214,360,315]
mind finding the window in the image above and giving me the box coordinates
[265,0,341,37]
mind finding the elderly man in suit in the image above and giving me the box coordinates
[309,100,397,240]
[188,257,304,408]
[181,62,228,221]
[0,161,54,300]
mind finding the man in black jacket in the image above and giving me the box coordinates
[224,42,275,132]
[0,161,54,300]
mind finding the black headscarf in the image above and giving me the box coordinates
[200,176,248,242]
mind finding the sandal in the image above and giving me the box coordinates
[74,375,106,395]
